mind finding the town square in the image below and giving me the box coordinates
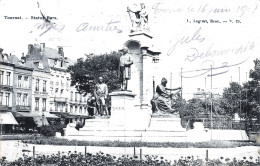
[1,0,260,165]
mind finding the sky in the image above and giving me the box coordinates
[1,0,260,99]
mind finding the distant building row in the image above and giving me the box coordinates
[0,44,89,131]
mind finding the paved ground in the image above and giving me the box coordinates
[1,140,260,162]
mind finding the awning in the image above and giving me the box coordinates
[33,116,49,127]
[12,112,51,127]
[43,112,59,119]
[0,112,19,125]
[51,112,75,119]
[13,112,40,118]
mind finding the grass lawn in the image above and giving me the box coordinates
[21,137,259,148]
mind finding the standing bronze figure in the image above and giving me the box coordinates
[118,48,133,90]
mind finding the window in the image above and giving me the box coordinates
[23,94,28,106]
[55,103,58,111]
[56,75,59,85]
[24,76,29,88]
[0,92,3,105]
[35,79,39,91]
[70,91,73,101]
[35,98,39,111]
[17,93,22,105]
[55,88,58,93]
[60,89,64,96]
[79,107,82,114]
[80,94,82,102]
[75,92,78,101]
[18,76,22,88]
[61,104,64,112]
[70,105,73,112]
[6,72,11,85]
[0,71,3,84]
[42,98,46,111]
[43,80,46,92]
[5,93,10,106]
[61,76,64,84]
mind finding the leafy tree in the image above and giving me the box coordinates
[180,96,225,118]
[250,58,260,80]
[221,59,260,120]
[68,52,121,95]
[243,58,260,120]
[221,82,243,117]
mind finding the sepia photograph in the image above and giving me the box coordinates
[0,0,260,165]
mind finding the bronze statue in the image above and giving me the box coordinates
[127,3,149,32]
[94,77,108,116]
[118,48,133,90]
[151,78,182,114]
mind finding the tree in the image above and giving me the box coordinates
[180,98,206,117]
[221,82,243,117]
[243,58,260,120]
[180,96,225,118]
[221,59,260,120]
[68,51,121,95]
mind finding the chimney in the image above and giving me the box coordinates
[28,44,33,54]
[58,47,64,57]
[0,48,3,55]
[40,43,45,52]
[21,53,26,63]
[58,47,63,54]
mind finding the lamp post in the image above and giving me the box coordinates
[205,78,207,112]
[42,113,45,126]
[181,68,183,99]
[210,65,213,140]
[238,67,241,121]
[0,118,2,136]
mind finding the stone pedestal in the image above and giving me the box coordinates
[124,32,160,108]
[109,91,149,130]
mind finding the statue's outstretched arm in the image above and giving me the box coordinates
[166,87,182,91]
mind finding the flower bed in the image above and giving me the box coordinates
[1,134,41,141]
[1,152,260,166]
[22,137,257,148]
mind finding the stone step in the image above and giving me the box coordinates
[65,135,188,142]
[74,129,187,137]
[75,131,143,137]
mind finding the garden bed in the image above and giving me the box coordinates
[22,137,258,148]
[1,134,41,141]
[1,151,260,166]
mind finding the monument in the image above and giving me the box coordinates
[63,4,249,142]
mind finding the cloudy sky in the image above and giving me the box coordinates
[1,0,260,99]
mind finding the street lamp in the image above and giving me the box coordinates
[0,118,2,136]
[42,113,45,126]
[210,65,213,140]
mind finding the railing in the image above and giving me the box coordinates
[16,105,31,111]
[0,85,13,91]
[182,117,246,130]
[203,120,246,130]
[54,97,68,102]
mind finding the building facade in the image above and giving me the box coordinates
[0,52,14,112]
[0,49,19,133]
[25,43,88,123]
[13,59,33,113]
